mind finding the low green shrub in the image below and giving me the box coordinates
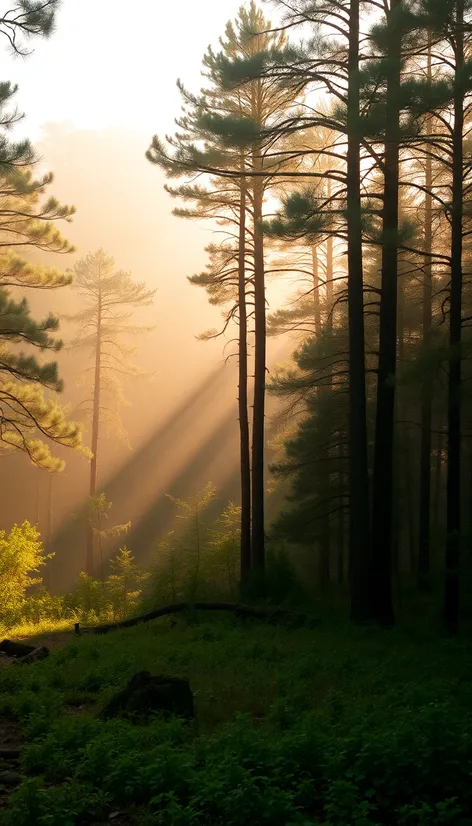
[1,620,471,825]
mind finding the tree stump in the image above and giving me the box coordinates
[100,671,194,722]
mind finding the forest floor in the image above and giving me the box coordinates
[0,630,74,668]
[0,612,471,824]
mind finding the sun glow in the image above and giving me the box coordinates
[8,0,253,139]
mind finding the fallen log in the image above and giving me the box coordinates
[0,640,36,658]
[92,602,320,634]
[0,640,49,665]
[12,646,49,665]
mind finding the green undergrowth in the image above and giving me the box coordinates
[1,615,472,825]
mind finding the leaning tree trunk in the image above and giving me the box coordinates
[418,39,434,590]
[370,0,402,627]
[444,0,464,635]
[238,154,251,587]
[251,145,266,578]
[90,601,320,634]
[347,0,372,623]
[87,290,102,576]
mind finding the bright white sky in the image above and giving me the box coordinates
[7,0,270,139]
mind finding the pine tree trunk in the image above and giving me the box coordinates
[312,245,322,334]
[392,491,400,580]
[338,439,345,585]
[325,215,336,586]
[444,1,464,635]
[313,244,330,589]
[405,444,416,575]
[337,507,345,585]
[347,0,372,623]
[397,265,416,575]
[433,421,444,540]
[238,157,251,587]
[418,39,433,590]
[87,290,102,576]
[394,267,404,576]
[326,179,334,333]
[251,150,266,577]
[371,0,401,627]
[318,538,330,589]
[469,453,472,557]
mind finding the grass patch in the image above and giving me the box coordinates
[1,614,471,824]
[0,618,76,642]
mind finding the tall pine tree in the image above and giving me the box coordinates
[68,250,155,575]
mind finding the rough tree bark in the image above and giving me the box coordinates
[418,38,434,589]
[312,245,322,334]
[316,241,332,589]
[347,0,372,623]
[337,440,346,585]
[444,0,464,635]
[238,154,251,587]
[251,143,266,577]
[371,0,402,627]
[326,179,334,334]
[433,421,444,538]
[397,263,416,575]
[86,284,102,576]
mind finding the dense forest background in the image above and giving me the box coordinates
[2,4,472,825]
[0,0,471,634]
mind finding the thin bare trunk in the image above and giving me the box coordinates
[337,440,345,585]
[251,148,266,576]
[347,0,372,623]
[326,179,334,333]
[371,0,402,626]
[397,267,416,574]
[418,38,434,590]
[312,245,322,335]
[444,0,464,634]
[87,287,102,576]
[238,155,251,587]
[318,538,330,589]
[433,422,444,539]
[97,512,104,588]
[316,239,332,589]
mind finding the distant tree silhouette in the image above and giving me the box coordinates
[68,249,155,575]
